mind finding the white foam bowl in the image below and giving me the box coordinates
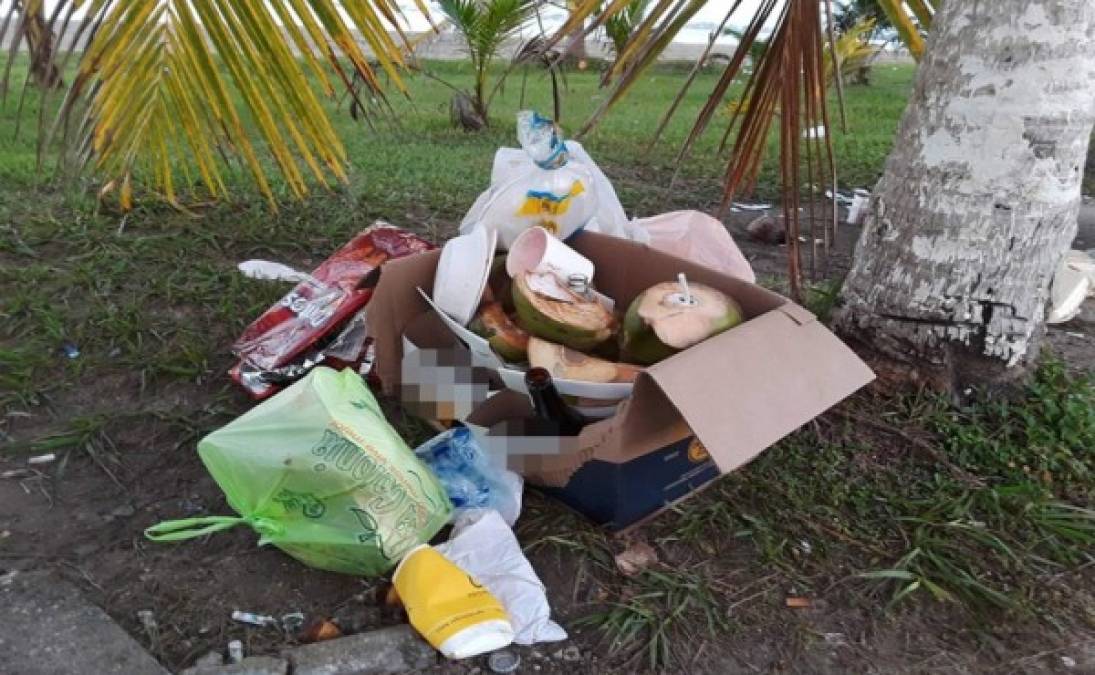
[432,226,497,326]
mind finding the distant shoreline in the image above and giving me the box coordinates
[3,23,913,65]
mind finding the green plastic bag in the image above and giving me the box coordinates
[146,367,452,576]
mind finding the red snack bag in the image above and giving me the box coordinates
[230,224,434,398]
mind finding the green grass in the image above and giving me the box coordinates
[0,58,915,213]
[667,361,1095,606]
[0,57,916,424]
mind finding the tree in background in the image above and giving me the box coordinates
[826,18,881,86]
[437,0,539,129]
[832,0,891,35]
[603,0,653,61]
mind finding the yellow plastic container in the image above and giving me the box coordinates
[392,544,514,659]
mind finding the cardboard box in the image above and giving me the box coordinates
[367,231,875,530]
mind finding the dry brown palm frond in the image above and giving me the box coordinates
[512,34,565,120]
[556,0,848,299]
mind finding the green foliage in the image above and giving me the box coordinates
[2,0,428,208]
[833,0,893,35]
[926,361,1095,493]
[604,0,653,56]
[436,0,539,118]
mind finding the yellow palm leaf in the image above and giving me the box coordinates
[5,0,425,209]
[877,0,927,61]
[823,18,880,84]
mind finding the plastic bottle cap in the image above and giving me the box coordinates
[488,649,521,673]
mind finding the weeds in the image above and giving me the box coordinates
[926,361,1094,494]
[862,483,1095,611]
[3,414,127,487]
[576,568,729,671]
[852,363,1095,612]
[0,346,52,410]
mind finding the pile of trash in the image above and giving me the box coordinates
[148,111,874,666]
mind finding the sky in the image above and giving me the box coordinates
[30,0,773,45]
[406,1,771,43]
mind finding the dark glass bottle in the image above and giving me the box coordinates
[524,367,588,436]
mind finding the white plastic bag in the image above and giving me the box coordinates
[435,509,567,646]
[627,210,756,283]
[461,111,629,248]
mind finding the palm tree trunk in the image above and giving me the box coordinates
[835,0,1095,390]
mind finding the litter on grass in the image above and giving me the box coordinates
[435,509,566,646]
[230,223,434,399]
[730,201,773,212]
[394,542,514,659]
[143,108,875,664]
[146,368,451,577]
[231,611,277,628]
[1048,250,1095,324]
[415,427,523,526]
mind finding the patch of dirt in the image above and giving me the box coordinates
[0,372,377,669]
[1044,302,1095,376]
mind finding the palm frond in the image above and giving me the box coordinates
[4,0,425,209]
[557,0,839,298]
[604,0,653,56]
[645,2,735,151]
[877,0,930,60]
[437,0,482,63]
[436,0,538,123]
[824,18,880,84]
[575,0,710,137]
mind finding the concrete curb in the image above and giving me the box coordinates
[0,571,169,675]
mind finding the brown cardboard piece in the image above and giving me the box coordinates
[369,231,875,486]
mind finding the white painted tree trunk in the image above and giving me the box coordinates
[836,1,1095,387]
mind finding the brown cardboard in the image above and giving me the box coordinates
[368,231,875,487]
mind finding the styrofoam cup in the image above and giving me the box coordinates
[505,226,595,283]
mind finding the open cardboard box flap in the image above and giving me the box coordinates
[369,231,875,483]
[636,304,875,472]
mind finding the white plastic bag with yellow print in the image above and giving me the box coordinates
[460,111,629,249]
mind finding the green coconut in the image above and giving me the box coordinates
[511,272,616,351]
[469,302,530,362]
[620,281,743,365]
